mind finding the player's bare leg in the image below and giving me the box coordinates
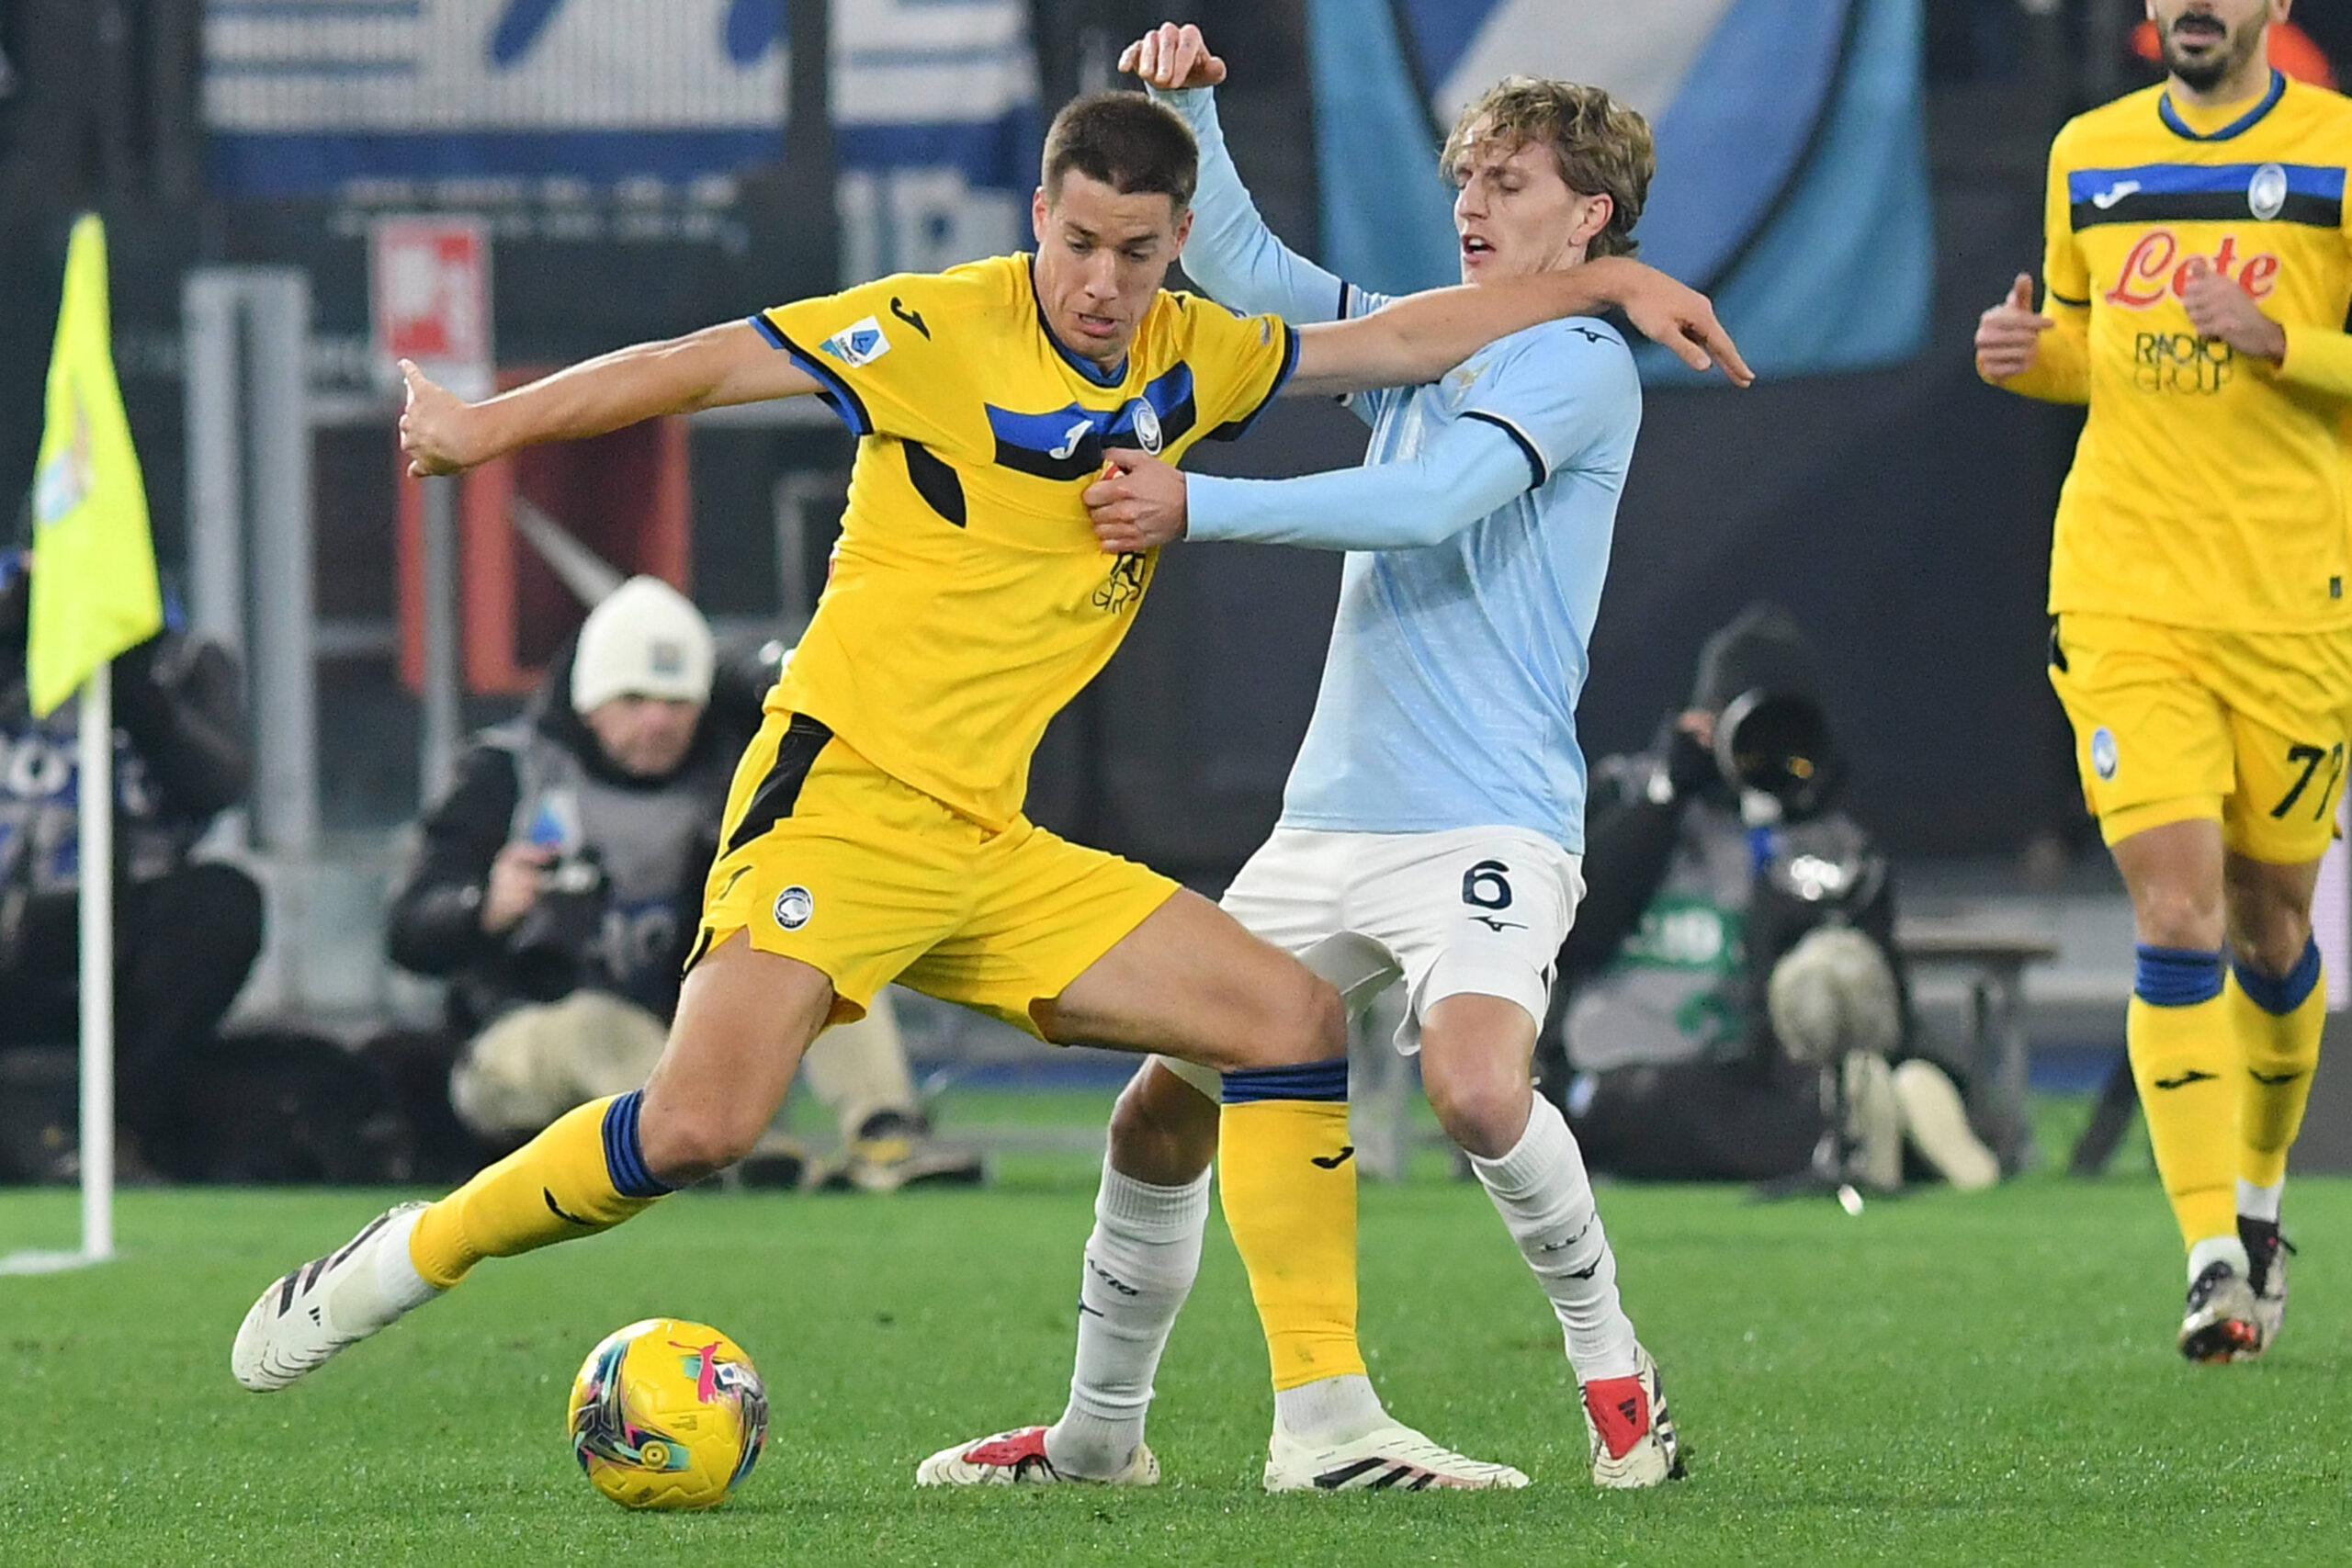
[1418,994,1680,1485]
[2221,848,2324,1353]
[234,936,833,1391]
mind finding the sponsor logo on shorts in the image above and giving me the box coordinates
[2091,726,2119,781]
[773,885,814,931]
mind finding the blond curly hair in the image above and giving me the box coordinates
[1441,78,1656,260]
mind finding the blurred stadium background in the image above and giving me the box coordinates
[1,0,2348,1155]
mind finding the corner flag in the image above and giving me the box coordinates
[28,213,162,717]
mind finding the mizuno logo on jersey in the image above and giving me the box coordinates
[820,317,891,368]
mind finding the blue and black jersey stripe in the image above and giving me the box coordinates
[987,364,1200,481]
[2067,161,2345,231]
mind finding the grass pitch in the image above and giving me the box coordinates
[6,1102,2351,1566]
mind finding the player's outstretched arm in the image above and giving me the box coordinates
[1087,416,1532,554]
[399,321,820,477]
[1976,273,2087,404]
[1285,258,1752,395]
[1125,24,1354,325]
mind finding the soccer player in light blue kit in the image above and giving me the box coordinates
[922,23,1748,1494]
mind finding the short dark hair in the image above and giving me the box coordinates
[1041,91,1198,210]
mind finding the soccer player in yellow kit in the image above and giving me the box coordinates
[1978,0,2352,1362]
[228,90,1745,1403]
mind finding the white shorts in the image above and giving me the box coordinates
[1220,825,1583,1055]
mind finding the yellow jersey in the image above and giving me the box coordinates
[2032,72,2352,631]
[752,254,1297,830]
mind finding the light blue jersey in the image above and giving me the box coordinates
[1160,87,1638,853]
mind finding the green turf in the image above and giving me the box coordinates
[5,1128,2349,1566]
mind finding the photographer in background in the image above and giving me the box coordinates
[1536,604,2000,1190]
[386,576,980,1192]
[0,549,260,1177]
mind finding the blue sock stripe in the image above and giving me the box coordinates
[2134,944,2223,1008]
[601,1090,672,1199]
[2233,936,2322,1016]
[1220,1059,1350,1105]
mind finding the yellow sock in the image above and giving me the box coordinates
[1217,1063,1365,1391]
[408,1092,669,1290]
[2127,945,2236,1251]
[2228,939,2325,1190]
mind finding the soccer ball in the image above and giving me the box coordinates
[566,1317,769,1510]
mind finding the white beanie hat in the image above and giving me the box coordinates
[570,576,715,714]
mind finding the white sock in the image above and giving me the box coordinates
[1470,1097,1640,1382]
[1043,1160,1209,1479]
[2188,1233,2252,1283]
[1272,1374,1387,1445]
[2237,1178,2283,1224]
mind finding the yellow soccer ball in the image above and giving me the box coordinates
[566,1318,768,1510]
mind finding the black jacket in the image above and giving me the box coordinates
[386,642,766,1033]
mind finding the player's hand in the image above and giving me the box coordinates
[1119,22,1227,90]
[1594,259,1753,386]
[2181,256,2288,363]
[482,841,553,935]
[1085,449,1188,552]
[1974,274,2054,379]
[399,359,489,478]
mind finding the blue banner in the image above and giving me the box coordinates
[1308,0,1931,379]
[204,0,1044,277]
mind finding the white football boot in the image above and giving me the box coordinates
[1581,1345,1686,1488]
[2177,1258,2262,1364]
[1263,1421,1530,1492]
[916,1425,1159,1485]
[2240,1215,2294,1357]
[232,1202,441,1391]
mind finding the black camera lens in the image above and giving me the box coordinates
[1714,689,1832,808]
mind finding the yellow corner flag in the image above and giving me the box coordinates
[28,214,163,718]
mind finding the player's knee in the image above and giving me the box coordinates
[2233,907,2314,980]
[1107,1066,1218,1184]
[1208,969,1345,1074]
[1278,974,1349,1064]
[2132,883,2224,951]
[635,1095,765,1186]
[1419,1047,1532,1160]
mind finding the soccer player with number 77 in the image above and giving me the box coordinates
[921,22,1750,1494]
[1976,0,2352,1362]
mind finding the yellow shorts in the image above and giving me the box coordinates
[2048,612,2352,863]
[690,710,1178,1038]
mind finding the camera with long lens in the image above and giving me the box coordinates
[1712,687,1834,819]
[506,846,608,998]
